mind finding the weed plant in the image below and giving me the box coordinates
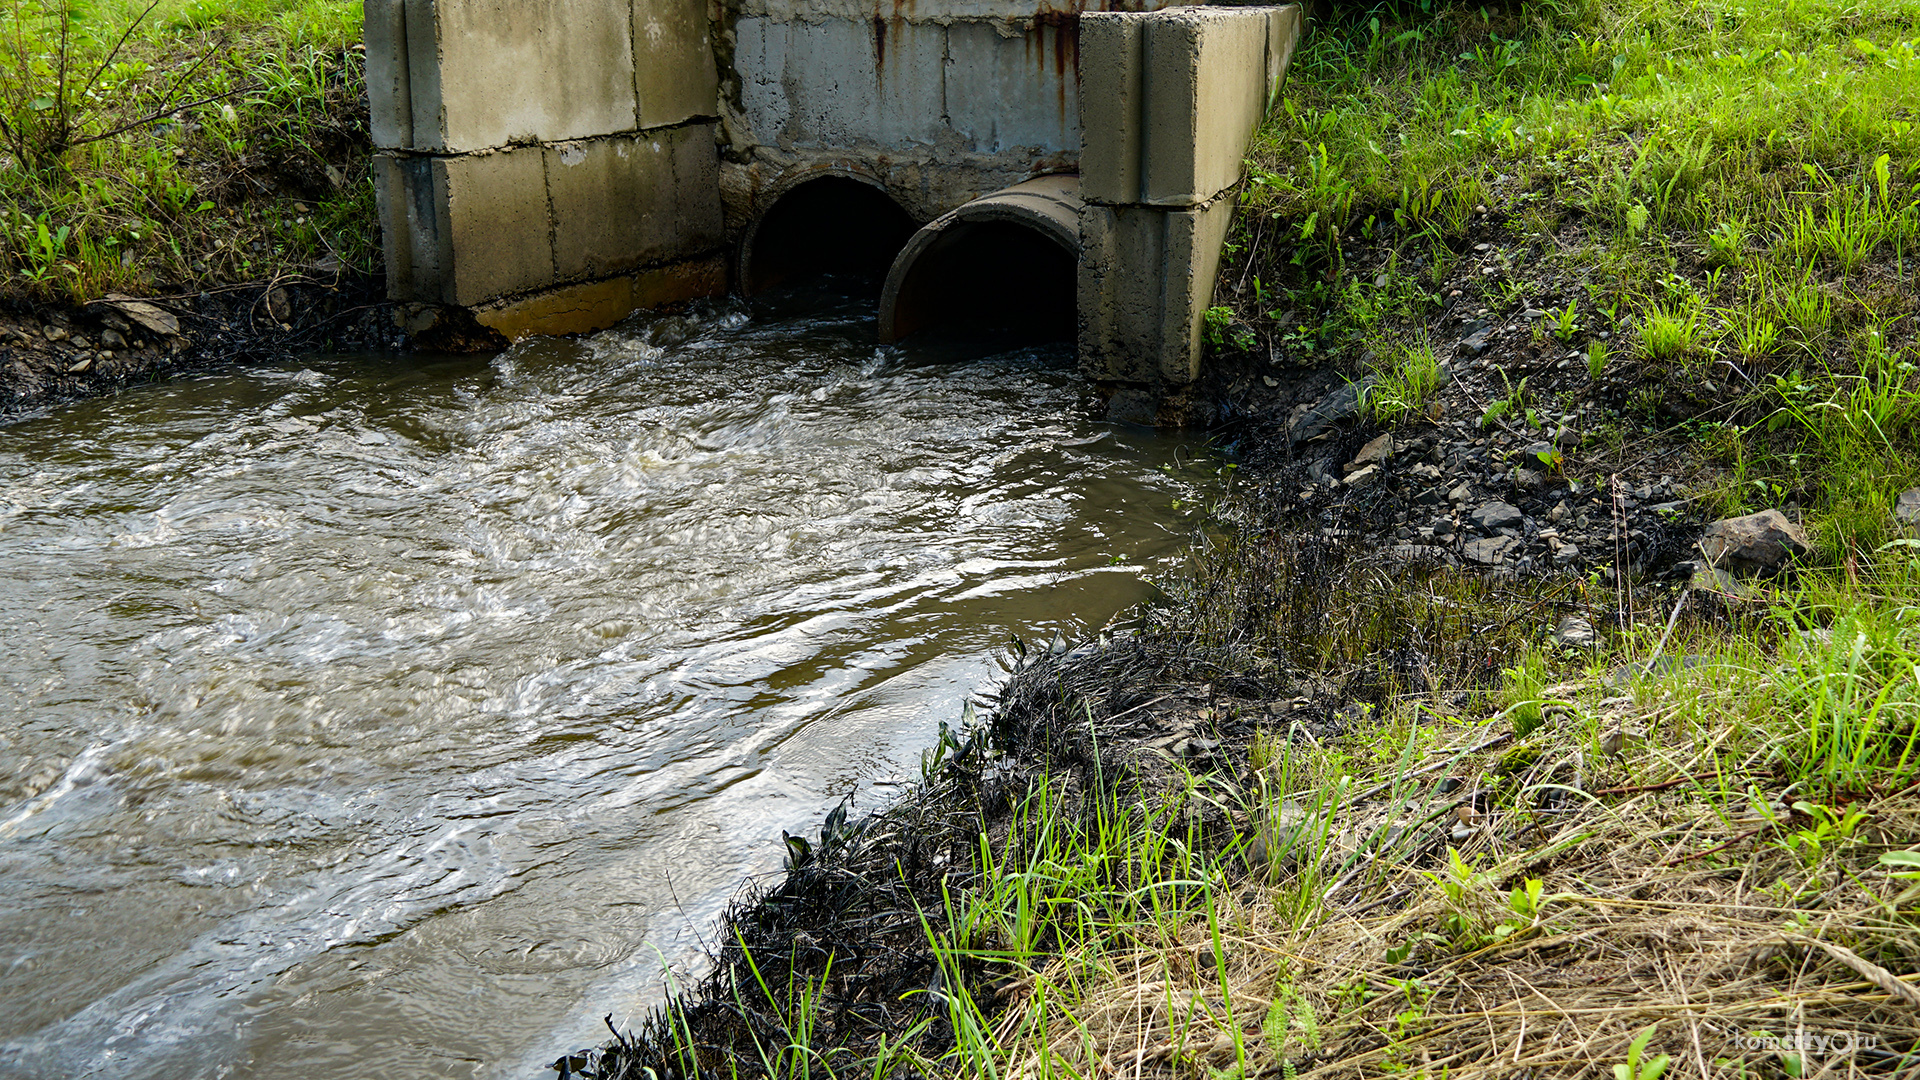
[0,0,374,299]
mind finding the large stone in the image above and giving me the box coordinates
[1469,500,1524,533]
[1896,487,1920,529]
[1463,535,1519,566]
[1699,509,1811,575]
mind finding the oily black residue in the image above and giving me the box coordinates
[568,638,1237,1080]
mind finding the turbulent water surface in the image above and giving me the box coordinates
[0,291,1222,1079]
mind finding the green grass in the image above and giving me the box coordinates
[1364,334,1445,424]
[1221,0,1920,556]
[0,0,375,300]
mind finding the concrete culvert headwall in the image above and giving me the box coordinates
[740,176,919,295]
[878,175,1081,344]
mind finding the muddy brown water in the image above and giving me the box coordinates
[0,291,1224,1079]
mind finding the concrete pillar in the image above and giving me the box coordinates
[1076,4,1301,386]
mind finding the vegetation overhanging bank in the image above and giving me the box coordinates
[7,0,1920,1075]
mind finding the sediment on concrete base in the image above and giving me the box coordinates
[469,255,729,341]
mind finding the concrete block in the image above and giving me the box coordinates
[1077,199,1233,384]
[943,21,1080,155]
[373,154,441,299]
[1076,13,1145,206]
[363,0,412,148]
[438,149,555,305]
[634,0,720,128]
[406,0,638,152]
[547,127,724,281]
[1080,4,1300,207]
[733,16,946,151]
[1142,7,1272,205]
[1265,4,1302,114]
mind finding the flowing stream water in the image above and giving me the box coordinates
[0,291,1223,1079]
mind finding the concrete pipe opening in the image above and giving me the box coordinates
[740,176,918,296]
[879,175,1081,345]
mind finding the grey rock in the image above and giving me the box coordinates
[66,356,93,373]
[1553,615,1597,649]
[91,295,180,337]
[44,325,68,342]
[1343,464,1380,488]
[1449,483,1472,505]
[1347,433,1393,472]
[1461,326,1493,353]
[1897,488,1920,528]
[1463,535,1520,565]
[1470,501,1525,533]
[100,328,127,349]
[1699,509,1810,576]
[1431,516,1455,538]
[1289,378,1374,444]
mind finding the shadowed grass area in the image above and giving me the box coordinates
[0,0,374,300]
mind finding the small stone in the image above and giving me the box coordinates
[1699,509,1811,576]
[1263,375,1279,388]
[1462,327,1493,353]
[1553,614,1597,648]
[1449,483,1472,505]
[100,328,127,349]
[1347,433,1393,472]
[1343,464,1380,488]
[1549,500,1569,523]
[1470,500,1525,533]
[66,356,93,373]
[1522,308,1547,319]
[1431,516,1455,538]
[44,325,68,342]
[1895,488,1920,529]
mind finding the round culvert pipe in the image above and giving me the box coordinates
[877,174,1082,344]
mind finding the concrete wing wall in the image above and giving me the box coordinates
[367,0,729,335]
[1077,3,1301,387]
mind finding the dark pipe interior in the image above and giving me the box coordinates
[888,220,1076,344]
[745,177,918,295]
